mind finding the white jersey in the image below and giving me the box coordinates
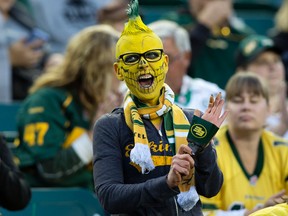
[175,76,225,112]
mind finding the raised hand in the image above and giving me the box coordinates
[9,38,44,68]
[201,92,229,128]
[196,0,232,29]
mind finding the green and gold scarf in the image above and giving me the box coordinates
[124,84,199,211]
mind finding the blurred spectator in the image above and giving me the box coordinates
[29,0,114,53]
[97,0,128,32]
[0,10,11,102]
[12,25,119,190]
[201,72,288,216]
[271,0,288,87]
[148,20,225,112]
[96,0,128,106]
[1,0,51,100]
[235,34,288,138]
[0,134,31,210]
[162,0,254,89]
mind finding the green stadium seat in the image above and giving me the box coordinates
[0,102,20,132]
[140,0,281,35]
[0,188,106,216]
[139,0,184,6]
[0,102,21,146]
[234,0,282,9]
[141,5,180,24]
[233,0,280,35]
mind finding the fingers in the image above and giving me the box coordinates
[264,189,287,207]
[178,144,192,155]
[206,92,221,113]
[272,189,286,199]
[27,50,44,67]
[9,39,44,68]
[166,167,181,188]
[203,92,222,117]
[212,98,229,127]
[210,92,221,112]
[167,149,194,188]
[210,94,224,120]
[171,155,194,176]
[202,92,229,126]
[171,158,194,176]
[167,144,196,188]
[217,109,229,127]
[27,39,45,49]
[194,109,201,117]
[173,144,195,175]
[273,196,288,205]
[206,94,214,113]
[198,1,232,28]
[44,53,64,70]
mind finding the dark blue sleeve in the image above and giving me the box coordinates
[92,113,179,213]
[0,136,31,210]
[194,143,223,197]
[182,109,223,197]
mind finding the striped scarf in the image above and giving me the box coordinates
[123,84,199,211]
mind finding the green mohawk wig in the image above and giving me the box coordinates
[121,0,152,36]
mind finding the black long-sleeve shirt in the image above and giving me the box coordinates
[0,135,31,210]
[93,108,223,216]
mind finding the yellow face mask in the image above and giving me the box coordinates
[114,32,168,105]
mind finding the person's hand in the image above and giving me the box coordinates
[9,38,44,68]
[196,0,232,29]
[90,90,123,138]
[244,190,287,216]
[93,91,123,123]
[167,144,194,188]
[270,80,287,111]
[201,92,229,128]
[44,53,64,71]
[268,81,288,136]
[263,189,287,208]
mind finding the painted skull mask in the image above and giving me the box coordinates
[114,32,168,104]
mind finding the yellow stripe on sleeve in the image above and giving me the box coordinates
[63,127,87,148]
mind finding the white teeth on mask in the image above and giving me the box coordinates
[138,74,152,80]
[138,74,154,89]
[142,84,151,88]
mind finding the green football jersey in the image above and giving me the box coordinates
[13,87,93,188]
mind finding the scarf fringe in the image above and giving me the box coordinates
[177,186,199,211]
[125,84,198,211]
[130,143,155,174]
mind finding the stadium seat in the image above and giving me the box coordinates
[0,102,21,146]
[0,102,20,131]
[0,187,106,216]
[234,0,282,9]
[233,0,281,35]
[140,0,280,35]
[140,0,184,6]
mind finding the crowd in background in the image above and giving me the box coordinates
[1,0,288,215]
